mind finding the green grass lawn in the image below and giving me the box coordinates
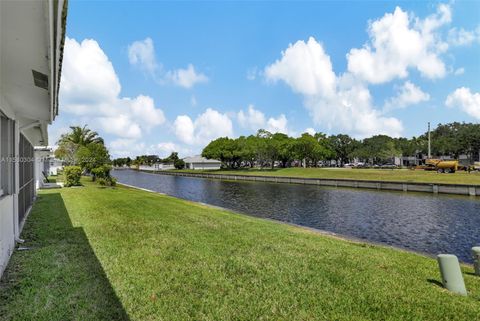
[47,175,58,183]
[1,179,479,320]
[172,167,480,185]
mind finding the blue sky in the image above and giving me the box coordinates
[50,1,480,158]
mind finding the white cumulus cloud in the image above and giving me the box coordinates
[265,37,336,97]
[304,128,316,136]
[128,95,165,127]
[304,80,404,138]
[383,81,430,112]
[237,105,289,134]
[109,139,146,157]
[173,115,195,145]
[265,37,403,138]
[127,38,208,89]
[454,67,465,76]
[445,87,480,119]
[166,64,208,89]
[128,37,158,74]
[448,27,479,46]
[60,37,166,141]
[347,4,450,84]
[237,105,266,131]
[266,114,288,134]
[174,108,233,145]
[61,38,121,106]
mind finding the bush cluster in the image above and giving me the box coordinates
[92,165,116,186]
[63,166,82,187]
[97,177,117,186]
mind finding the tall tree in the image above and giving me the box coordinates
[55,125,110,170]
[58,125,104,146]
[327,134,358,166]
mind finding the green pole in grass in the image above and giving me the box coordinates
[437,254,467,296]
[472,247,480,276]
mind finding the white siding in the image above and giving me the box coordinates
[191,162,221,170]
[0,195,15,276]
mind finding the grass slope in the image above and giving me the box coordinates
[1,180,479,320]
[172,167,480,185]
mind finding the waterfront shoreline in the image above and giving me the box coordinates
[118,182,452,264]
[135,169,480,196]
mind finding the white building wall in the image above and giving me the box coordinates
[0,195,15,276]
[0,118,21,277]
[0,0,68,278]
[48,160,63,175]
[1,105,37,277]
[191,162,221,170]
[139,163,175,171]
[139,165,156,171]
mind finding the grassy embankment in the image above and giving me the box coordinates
[171,167,480,185]
[1,179,479,320]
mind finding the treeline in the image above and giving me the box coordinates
[201,122,480,168]
[113,152,185,169]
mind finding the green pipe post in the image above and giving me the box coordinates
[472,247,480,276]
[437,254,467,296]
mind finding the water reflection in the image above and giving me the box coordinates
[113,169,480,262]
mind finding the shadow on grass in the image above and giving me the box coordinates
[0,192,129,321]
[427,278,443,288]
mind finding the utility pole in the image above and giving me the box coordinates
[428,122,431,159]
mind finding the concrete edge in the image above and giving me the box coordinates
[135,170,480,197]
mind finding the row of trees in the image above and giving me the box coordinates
[112,157,132,167]
[201,122,480,168]
[113,152,185,169]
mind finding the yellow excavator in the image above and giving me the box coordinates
[416,159,459,173]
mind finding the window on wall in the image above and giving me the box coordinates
[0,113,14,197]
[18,133,34,224]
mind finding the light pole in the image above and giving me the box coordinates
[428,122,431,159]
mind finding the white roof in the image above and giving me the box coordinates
[183,156,221,164]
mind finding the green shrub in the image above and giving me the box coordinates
[174,159,185,169]
[91,165,112,181]
[63,166,82,187]
[97,177,116,187]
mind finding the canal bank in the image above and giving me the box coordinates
[144,170,480,196]
[113,169,480,263]
[117,181,445,263]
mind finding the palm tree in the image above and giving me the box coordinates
[58,125,104,146]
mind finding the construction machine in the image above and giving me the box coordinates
[416,159,459,173]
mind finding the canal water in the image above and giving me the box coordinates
[113,169,480,263]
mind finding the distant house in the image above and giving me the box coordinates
[34,147,64,189]
[183,156,221,170]
[138,162,175,171]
